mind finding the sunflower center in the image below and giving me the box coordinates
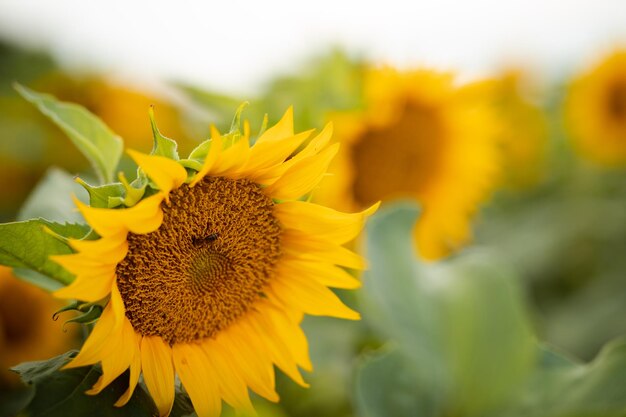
[350,101,446,206]
[116,177,282,345]
[607,80,626,124]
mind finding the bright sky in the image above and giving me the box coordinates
[0,0,624,93]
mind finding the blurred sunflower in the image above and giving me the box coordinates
[52,108,377,417]
[316,68,498,260]
[565,50,626,166]
[0,266,77,386]
[480,71,548,189]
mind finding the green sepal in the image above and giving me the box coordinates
[107,173,147,208]
[180,140,211,172]
[228,101,248,135]
[52,299,104,327]
[256,113,269,140]
[179,102,252,173]
[75,177,124,208]
[52,301,81,320]
[0,220,90,287]
[149,106,179,160]
[62,304,103,327]
[14,83,123,184]
[77,173,147,209]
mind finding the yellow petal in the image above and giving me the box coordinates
[201,339,254,413]
[51,254,117,277]
[265,143,339,200]
[172,343,222,417]
[190,129,223,187]
[52,269,114,302]
[86,317,137,395]
[215,323,279,402]
[68,232,128,263]
[75,193,164,237]
[212,136,251,176]
[270,274,360,320]
[279,256,361,289]
[63,302,117,369]
[254,122,334,185]
[141,336,175,417]
[257,106,294,142]
[293,122,334,160]
[240,314,308,387]
[127,149,187,197]
[245,130,313,174]
[275,201,378,244]
[282,231,367,270]
[115,332,142,407]
[259,300,312,372]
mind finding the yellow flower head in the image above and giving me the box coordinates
[51,108,377,417]
[565,50,626,166]
[0,266,77,386]
[316,68,498,260]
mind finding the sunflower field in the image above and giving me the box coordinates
[0,38,625,417]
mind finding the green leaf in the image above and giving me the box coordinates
[149,106,179,160]
[361,203,536,416]
[438,254,536,416]
[0,219,89,285]
[360,202,448,393]
[354,346,441,417]
[0,386,35,417]
[18,167,87,223]
[15,83,123,184]
[12,351,158,417]
[12,268,64,292]
[500,337,626,417]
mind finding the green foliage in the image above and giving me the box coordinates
[355,347,439,417]
[15,83,123,184]
[358,203,601,417]
[8,351,201,417]
[17,167,86,223]
[499,338,626,416]
[11,351,158,417]
[0,219,89,285]
[177,49,364,132]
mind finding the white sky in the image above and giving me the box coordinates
[0,0,625,94]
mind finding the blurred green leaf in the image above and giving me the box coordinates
[12,351,158,417]
[0,386,35,417]
[360,202,536,416]
[354,346,440,417]
[15,83,123,184]
[500,337,626,417]
[359,202,450,397]
[439,255,536,416]
[0,219,89,286]
[18,167,86,223]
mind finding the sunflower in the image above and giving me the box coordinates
[51,108,377,417]
[0,266,77,386]
[315,68,498,260]
[565,50,626,166]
